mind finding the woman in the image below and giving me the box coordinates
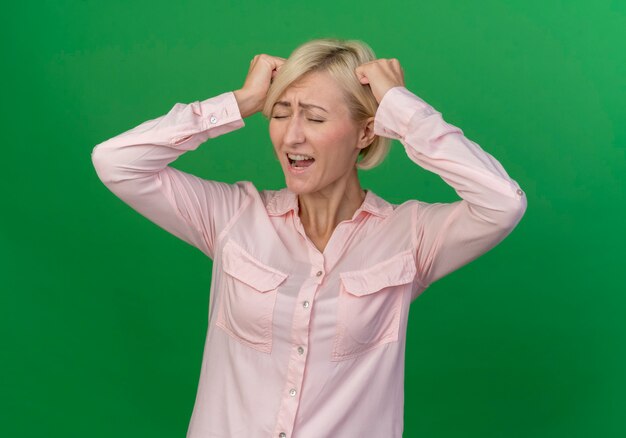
[92,38,527,437]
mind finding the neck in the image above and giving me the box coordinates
[297,170,366,239]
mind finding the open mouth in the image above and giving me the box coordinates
[287,154,315,169]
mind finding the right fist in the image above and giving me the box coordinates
[234,54,286,119]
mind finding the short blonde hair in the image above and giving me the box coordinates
[262,38,391,170]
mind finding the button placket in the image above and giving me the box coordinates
[273,257,326,436]
[311,262,325,284]
[273,279,318,437]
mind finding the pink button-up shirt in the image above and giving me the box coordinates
[91,86,527,438]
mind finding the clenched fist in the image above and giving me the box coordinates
[234,54,286,119]
[354,58,405,104]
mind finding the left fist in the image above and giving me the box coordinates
[354,58,405,104]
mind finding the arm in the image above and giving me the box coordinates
[90,91,247,259]
[373,86,527,290]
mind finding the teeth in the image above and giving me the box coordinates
[287,153,314,161]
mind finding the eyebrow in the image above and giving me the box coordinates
[272,101,328,113]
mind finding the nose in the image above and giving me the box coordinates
[283,114,305,146]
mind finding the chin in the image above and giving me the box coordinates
[284,177,316,195]
[285,181,309,195]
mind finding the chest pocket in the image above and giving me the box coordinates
[332,249,416,361]
[215,240,288,353]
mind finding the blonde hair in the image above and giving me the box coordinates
[261,38,391,170]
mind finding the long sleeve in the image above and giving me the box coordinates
[91,91,248,259]
[373,86,527,290]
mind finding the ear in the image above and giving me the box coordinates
[357,116,376,150]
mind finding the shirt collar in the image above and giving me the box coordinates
[265,187,394,219]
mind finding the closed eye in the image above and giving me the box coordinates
[271,116,324,123]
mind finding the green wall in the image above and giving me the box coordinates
[2,1,625,436]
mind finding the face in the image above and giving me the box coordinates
[269,70,374,196]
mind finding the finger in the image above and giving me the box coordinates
[273,62,284,77]
[262,56,284,71]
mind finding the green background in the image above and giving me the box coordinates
[2,0,625,436]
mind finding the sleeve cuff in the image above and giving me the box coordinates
[198,90,245,134]
[373,86,437,140]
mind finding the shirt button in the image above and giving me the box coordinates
[516,189,523,196]
[297,346,304,355]
[316,270,323,277]
[289,388,297,396]
[209,115,218,124]
[303,300,310,308]
[279,433,286,438]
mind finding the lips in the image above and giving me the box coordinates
[285,153,316,174]
[289,158,315,167]
[286,152,315,167]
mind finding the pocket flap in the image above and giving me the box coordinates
[340,250,416,296]
[222,240,288,292]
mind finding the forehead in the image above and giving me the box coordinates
[278,71,347,109]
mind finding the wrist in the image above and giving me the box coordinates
[233,89,259,119]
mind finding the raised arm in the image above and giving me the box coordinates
[375,86,527,290]
[90,91,248,259]
[91,55,286,259]
[357,58,526,292]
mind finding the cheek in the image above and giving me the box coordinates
[323,128,358,158]
[269,123,282,145]
[269,123,279,150]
